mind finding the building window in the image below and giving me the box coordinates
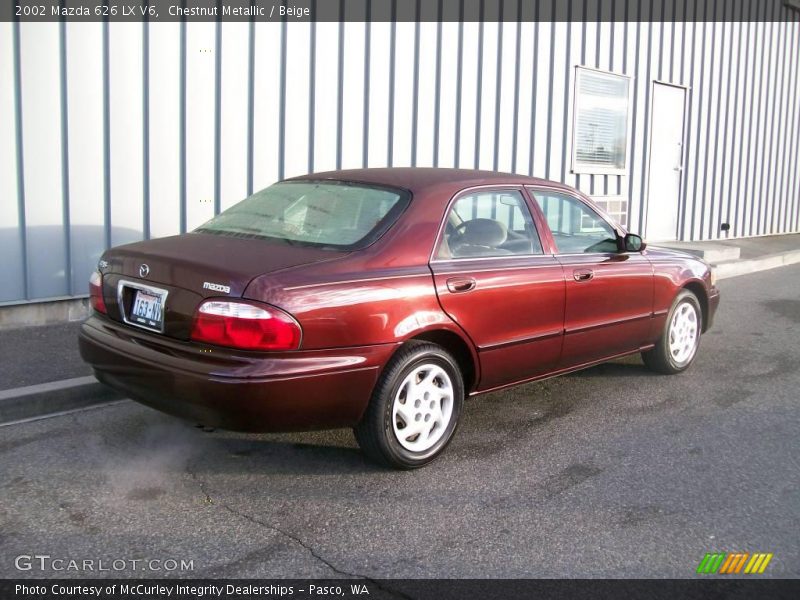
[592,195,629,228]
[572,67,632,175]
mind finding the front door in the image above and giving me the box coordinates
[430,188,566,391]
[645,82,687,241]
[530,187,654,368]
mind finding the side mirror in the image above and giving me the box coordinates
[623,233,646,252]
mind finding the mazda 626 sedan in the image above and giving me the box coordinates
[80,168,720,468]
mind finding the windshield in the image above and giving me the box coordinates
[195,180,409,250]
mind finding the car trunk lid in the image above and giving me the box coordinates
[100,232,346,340]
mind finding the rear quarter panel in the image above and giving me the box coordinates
[245,264,456,349]
[243,184,477,357]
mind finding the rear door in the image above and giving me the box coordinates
[429,187,565,391]
[528,187,654,368]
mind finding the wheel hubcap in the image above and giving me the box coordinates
[392,363,454,452]
[668,301,699,365]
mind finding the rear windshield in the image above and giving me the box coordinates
[195,180,409,250]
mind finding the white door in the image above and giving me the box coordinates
[645,83,686,241]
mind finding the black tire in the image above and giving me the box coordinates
[642,289,703,375]
[354,341,464,469]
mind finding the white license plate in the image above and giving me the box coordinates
[130,289,164,331]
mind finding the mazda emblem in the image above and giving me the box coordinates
[139,264,150,278]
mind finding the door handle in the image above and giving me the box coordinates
[446,277,477,293]
[573,269,594,282]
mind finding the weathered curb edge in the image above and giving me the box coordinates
[0,376,125,426]
[715,249,800,280]
[0,297,90,331]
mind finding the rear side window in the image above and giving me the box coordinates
[196,181,409,250]
[437,190,543,259]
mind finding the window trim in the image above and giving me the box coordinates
[429,185,547,264]
[571,66,634,176]
[526,185,626,257]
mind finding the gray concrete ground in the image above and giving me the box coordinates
[660,232,800,261]
[716,233,800,260]
[1,265,798,579]
[0,322,89,390]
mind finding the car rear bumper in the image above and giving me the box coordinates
[79,315,397,432]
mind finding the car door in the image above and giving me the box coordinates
[528,187,654,368]
[429,187,565,391]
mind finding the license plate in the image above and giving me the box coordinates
[129,289,165,331]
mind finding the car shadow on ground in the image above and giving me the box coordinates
[564,356,658,379]
[179,362,655,475]
[205,433,380,475]
[91,410,381,481]
[189,421,414,477]
[103,354,659,479]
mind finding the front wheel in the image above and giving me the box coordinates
[354,341,464,469]
[642,290,702,374]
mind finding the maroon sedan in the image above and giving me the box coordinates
[80,168,719,468]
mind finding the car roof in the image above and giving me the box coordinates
[286,167,574,196]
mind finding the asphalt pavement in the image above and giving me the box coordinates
[0,322,89,390]
[1,265,798,579]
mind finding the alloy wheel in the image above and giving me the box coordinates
[391,363,454,452]
[668,301,699,365]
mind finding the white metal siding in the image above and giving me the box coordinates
[1,1,799,304]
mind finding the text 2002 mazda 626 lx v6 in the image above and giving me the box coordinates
[80,168,720,468]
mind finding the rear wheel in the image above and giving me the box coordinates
[642,290,702,374]
[354,341,464,469]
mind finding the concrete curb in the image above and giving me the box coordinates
[0,297,90,331]
[714,249,800,280]
[0,376,125,426]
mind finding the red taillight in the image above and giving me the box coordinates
[89,270,107,314]
[190,301,301,351]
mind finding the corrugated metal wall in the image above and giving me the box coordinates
[1,0,799,305]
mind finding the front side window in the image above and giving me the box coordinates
[196,181,409,250]
[437,190,543,259]
[572,67,631,174]
[531,190,618,254]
